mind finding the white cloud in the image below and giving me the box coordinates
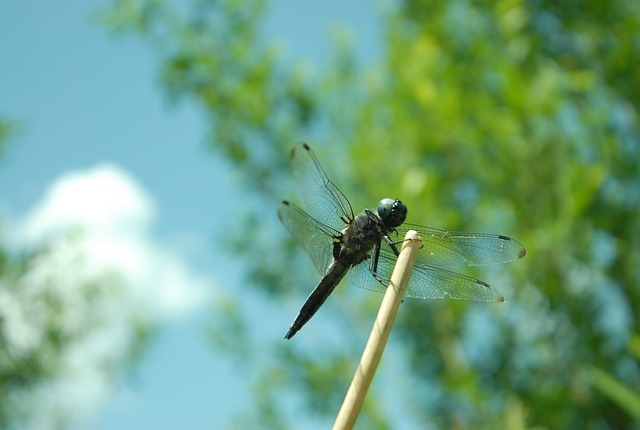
[1,163,213,430]
[23,163,154,244]
[22,163,211,320]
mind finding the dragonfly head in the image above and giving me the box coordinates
[377,198,407,228]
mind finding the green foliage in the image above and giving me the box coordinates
[99,0,314,195]
[588,333,640,420]
[0,228,152,429]
[0,118,17,160]
[102,0,640,428]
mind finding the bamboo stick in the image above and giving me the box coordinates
[333,230,421,430]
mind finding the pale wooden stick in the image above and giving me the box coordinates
[333,230,422,430]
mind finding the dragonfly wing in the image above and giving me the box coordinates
[278,200,339,276]
[401,267,505,303]
[289,142,354,232]
[392,224,526,268]
[348,242,424,295]
[404,263,505,302]
[350,246,505,303]
[348,256,391,294]
[378,246,505,302]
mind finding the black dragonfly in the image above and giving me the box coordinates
[278,142,526,340]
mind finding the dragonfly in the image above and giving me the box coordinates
[278,142,526,340]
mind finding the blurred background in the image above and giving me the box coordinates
[1,1,639,429]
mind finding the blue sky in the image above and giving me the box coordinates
[0,2,380,429]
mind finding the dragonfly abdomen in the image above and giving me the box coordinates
[284,261,350,339]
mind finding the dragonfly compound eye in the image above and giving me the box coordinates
[378,198,407,228]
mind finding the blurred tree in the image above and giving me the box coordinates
[0,118,15,159]
[0,122,152,429]
[102,0,640,429]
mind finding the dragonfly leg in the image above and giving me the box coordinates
[364,209,403,258]
[386,235,423,253]
[368,239,405,301]
[368,240,388,285]
[382,234,401,257]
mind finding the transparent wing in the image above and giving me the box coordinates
[289,142,354,232]
[349,246,505,302]
[277,200,339,276]
[389,224,526,268]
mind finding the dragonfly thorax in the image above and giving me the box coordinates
[377,198,407,228]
